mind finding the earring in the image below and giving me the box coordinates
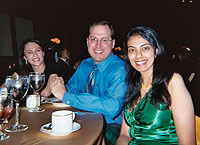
[25,60,28,65]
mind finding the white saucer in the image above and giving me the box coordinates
[41,97,70,107]
[52,103,70,107]
[40,122,81,136]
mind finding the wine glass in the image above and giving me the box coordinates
[0,88,13,140]
[5,76,16,94]
[0,87,10,125]
[5,75,29,132]
[29,72,45,112]
[4,76,17,125]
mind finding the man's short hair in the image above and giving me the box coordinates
[88,20,115,40]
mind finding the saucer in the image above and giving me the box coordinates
[41,97,70,107]
[40,122,81,136]
[52,103,70,107]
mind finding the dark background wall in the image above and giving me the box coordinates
[0,0,199,84]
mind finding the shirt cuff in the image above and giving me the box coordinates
[62,92,75,105]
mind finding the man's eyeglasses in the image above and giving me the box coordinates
[88,36,112,45]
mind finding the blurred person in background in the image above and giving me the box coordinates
[189,53,200,117]
[173,46,195,89]
[45,41,60,63]
[56,45,76,84]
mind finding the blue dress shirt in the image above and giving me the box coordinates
[62,53,127,124]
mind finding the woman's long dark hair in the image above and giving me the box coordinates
[19,39,44,75]
[124,26,173,109]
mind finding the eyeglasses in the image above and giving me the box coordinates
[88,36,112,45]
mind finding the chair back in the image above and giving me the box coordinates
[196,115,200,145]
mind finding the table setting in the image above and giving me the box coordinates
[0,73,105,145]
[40,110,81,136]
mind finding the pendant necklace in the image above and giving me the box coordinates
[142,83,152,89]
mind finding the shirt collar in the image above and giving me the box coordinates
[60,57,66,62]
[94,52,115,72]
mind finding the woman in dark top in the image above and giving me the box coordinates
[20,39,59,97]
[2,39,59,97]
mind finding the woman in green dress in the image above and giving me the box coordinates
[116,26,196,145]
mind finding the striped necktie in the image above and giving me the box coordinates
[86,65,98,93]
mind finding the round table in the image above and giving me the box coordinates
[2,103,105,145]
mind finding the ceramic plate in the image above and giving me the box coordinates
[40,122,81,136]
[52,103,70,107]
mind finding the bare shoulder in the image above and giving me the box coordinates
[169,73,184,87]
[168,73,187,96]
[168,72,190,100]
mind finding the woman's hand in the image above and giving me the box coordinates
[50,76,67,100]
[41,74,57,97]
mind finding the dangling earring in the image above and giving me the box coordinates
[25,59,28,65]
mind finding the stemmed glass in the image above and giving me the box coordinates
[4,76,17,125]
[5,75,29,132]
[29,72,45,112]
[0,88,13,140]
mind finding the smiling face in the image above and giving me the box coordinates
[23,42,45,67]
[87,25,115,64]
[127,34,157,75]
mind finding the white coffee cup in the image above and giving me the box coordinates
[51,110,75,134]
[26,94,37,108]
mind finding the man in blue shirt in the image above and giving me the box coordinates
[50,20,126,144]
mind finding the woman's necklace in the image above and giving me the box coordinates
[141,74,153,90]
[142,83,152,89]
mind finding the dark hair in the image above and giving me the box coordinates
[124,26,173,109]
[19,39,44,75]
[88,20,115,40]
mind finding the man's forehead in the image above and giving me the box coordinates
[89,25,111,36]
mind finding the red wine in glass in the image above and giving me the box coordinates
[0,107,13,123]
[0,90,13,140]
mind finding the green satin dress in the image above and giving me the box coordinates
[124,88,178,145]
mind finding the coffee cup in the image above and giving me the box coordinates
[51,110,75,134]
[26,94,37,108]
